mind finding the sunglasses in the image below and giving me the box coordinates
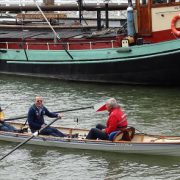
[37,100,42,103]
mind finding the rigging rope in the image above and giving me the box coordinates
[33,0,74,59]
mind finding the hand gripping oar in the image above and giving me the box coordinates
[0,117,61,161]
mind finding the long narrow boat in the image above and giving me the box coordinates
[0,0,180,85]
[0,122,180,157]
[0,39,179,85]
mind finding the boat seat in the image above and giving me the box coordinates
[113,127,135,141]
[109,131,120,141]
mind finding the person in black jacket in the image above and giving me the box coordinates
[27,96,65,137]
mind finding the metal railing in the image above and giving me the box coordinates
[0,40,118,50]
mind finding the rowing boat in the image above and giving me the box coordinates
[0,122,180,157]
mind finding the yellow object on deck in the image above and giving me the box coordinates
[0,111,5,120]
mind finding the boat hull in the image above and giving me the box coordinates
[0,132,180,156]
[0,40,180,85]
[1,122,180,157]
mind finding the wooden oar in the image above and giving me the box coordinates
[4,114,30,122]
[0,117,61,161]
[4,101,107,122]
[4,105,94,122]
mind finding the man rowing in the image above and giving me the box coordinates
[27,96,66,137]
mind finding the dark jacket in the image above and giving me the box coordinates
[27,104,58,131]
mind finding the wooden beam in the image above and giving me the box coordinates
[0,3,128,11]
[16,13,67,20]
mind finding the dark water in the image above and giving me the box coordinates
[0,74,180,180]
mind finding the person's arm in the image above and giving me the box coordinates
[105,115,118,134]
[44,107,58,118]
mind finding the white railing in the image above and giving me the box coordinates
[0,40,117,50]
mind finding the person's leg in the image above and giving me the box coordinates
[86,128,108,140]
[2,123,17,132]
[40,127,53,135]
[0,125,9,132]
[96,124,106,130]
[50,127,65,137]
[40,126,65,137]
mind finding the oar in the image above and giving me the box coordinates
[4,114,29,122]
[4,101,107,122]
[0,117,60,161]
[4,105,96,122]
[54,105,94,113]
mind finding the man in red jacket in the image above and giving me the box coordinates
[86,98,128,140]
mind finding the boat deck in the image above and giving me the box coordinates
[0,28,118,39]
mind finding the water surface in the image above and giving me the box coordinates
[0,74,180,180]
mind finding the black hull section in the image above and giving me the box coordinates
[0,52,180,85]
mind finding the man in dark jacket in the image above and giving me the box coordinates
[27,96,65,137]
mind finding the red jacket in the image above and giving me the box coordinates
[105,107,127,134]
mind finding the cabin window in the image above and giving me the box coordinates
[152,0,180,3]
[140,0,147,5]
[153,0,167,3]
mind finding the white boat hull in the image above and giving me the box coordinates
[0,130,180,156]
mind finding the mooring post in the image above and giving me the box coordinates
[77,0,83,24]
[97,8,102,31]
[105,1,109,28]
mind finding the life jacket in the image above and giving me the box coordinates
[105,107,127,134]
[116,113,127,130]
